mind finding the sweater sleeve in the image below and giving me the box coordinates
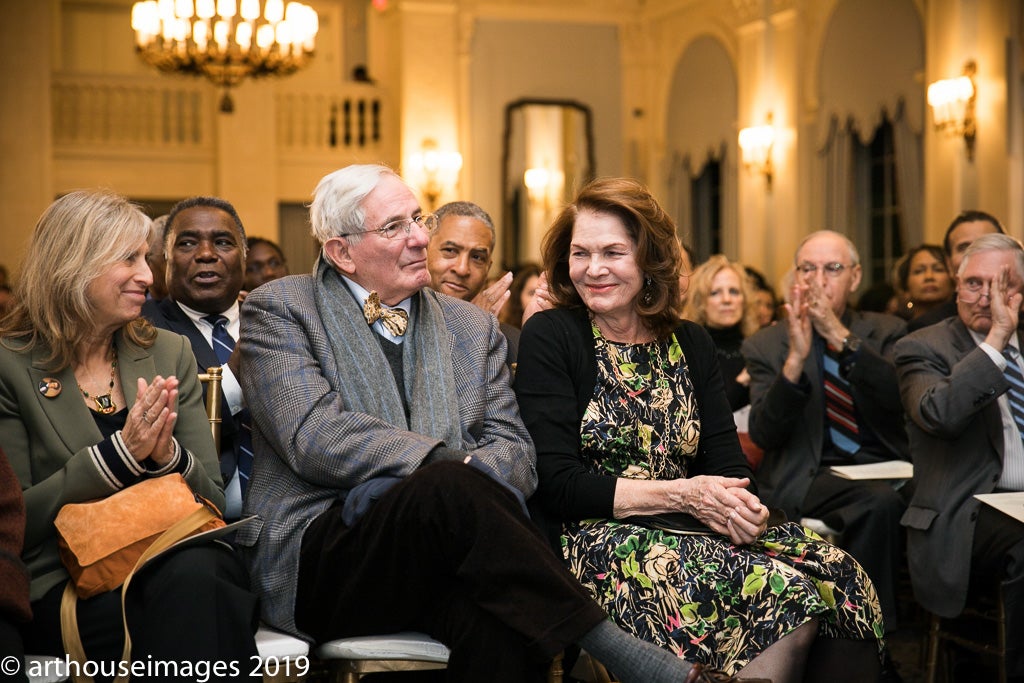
[516,310,617,521]
[676,323,757,489]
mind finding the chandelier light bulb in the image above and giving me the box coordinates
[131,0,319,112]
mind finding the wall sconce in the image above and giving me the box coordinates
[523,164,564,209]
[927,60,977,161]
[406,138,463,211]
[738,116,775,190]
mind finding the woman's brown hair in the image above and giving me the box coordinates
[540,177,683,339]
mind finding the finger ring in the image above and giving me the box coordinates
[142,411,151,423]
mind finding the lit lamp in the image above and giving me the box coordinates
[927,61,977,160]
[130,0,319,113]
[523,165,564,209]
[406,138,463,211]
[738,118,775,190]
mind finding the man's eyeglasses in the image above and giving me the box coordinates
[796,262,851,278]
[339,214,438,240]
[958,279,994,303]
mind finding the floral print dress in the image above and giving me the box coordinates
[561,323,884,674]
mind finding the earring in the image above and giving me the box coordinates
[641,276,653,305]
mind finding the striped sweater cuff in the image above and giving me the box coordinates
[144,438,192,478]
[88,431,146,490]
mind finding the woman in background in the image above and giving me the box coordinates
[682,255,760,412]
[896,244,953,322]
[499,262,542,329]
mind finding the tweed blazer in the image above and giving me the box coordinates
[235,274,537,637]
[741,310,909,517]
[894,317,1009,617]
[0,329,223,600]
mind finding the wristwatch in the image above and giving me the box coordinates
[840,334,862,358]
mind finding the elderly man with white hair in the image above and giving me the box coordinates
[896,232,1024,680]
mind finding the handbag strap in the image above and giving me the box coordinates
[60,505,218,683]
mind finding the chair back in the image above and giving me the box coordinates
[197,366,223,452]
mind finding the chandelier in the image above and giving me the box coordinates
[131,0,319,113]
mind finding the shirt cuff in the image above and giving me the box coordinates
[978,342,1007,370]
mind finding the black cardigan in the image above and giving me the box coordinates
[515,307,755,526]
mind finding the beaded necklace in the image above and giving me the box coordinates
[78,350,118,414]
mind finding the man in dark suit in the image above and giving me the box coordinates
[742,230,909,632]
[906,210,1003,332]
[142,196,249,519]
[895,233,1024,679]
[234,164,749,683]
[427,200,520,366]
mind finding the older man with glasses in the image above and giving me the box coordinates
[235,164,757,683]
[895,233,1024,680]
[741,230,910,641]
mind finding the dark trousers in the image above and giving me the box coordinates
[296,461,607,683]
[0,617,28,682]
[971,502,1024,677]
[801,470,907,632]
[24,545,259,683]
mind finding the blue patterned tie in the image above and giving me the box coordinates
[1002,346,1024,440]
[204,314,253,498]
[823,349,860,456]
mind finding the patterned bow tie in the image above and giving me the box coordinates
[363,291,409,336]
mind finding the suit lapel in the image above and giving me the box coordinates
[161,299,220,371]
[28,347,103,456]
[949,319,1007,459]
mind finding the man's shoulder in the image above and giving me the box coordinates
[243,274,316,311]
[742,319,788,353]
[429,289,491,329]
[852,309,907,334]
[142,297,191,329]
[896,316,965,353]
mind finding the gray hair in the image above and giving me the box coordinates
[433,201,496,249]
[795,230,860,266]
[958,233,1024,279]
[310,164,405,246]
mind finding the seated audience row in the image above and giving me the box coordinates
[5,168,1019,682]
[3,179,767,683]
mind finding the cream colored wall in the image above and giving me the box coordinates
[924,0,1023,243]
[2,0,1023,289]
[467,17,624,269]
[0,1,54,280]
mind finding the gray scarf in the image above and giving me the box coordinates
[312,256,464,449]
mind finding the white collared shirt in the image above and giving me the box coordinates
[341,276,413,344]
[176,300,245,416]
[973,330,1024,490]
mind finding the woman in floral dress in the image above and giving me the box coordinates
[516,177,885,683]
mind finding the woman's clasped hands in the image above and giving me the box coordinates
[121,375,179,466]
[685,475,769,545]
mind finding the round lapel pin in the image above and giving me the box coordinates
[39,378,62,398]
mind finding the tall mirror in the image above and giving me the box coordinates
[501,99,595,270]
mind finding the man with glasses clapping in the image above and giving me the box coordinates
[741,230,911,639]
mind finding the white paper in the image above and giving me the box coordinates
[974,492,1024,524]
[732,405,751,432]
[829,461,913,480]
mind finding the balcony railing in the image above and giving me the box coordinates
[51,75,392,160]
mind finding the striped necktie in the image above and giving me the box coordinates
[823,349,860,456]
[203,314,253,498]
[1002,346,1024,440]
